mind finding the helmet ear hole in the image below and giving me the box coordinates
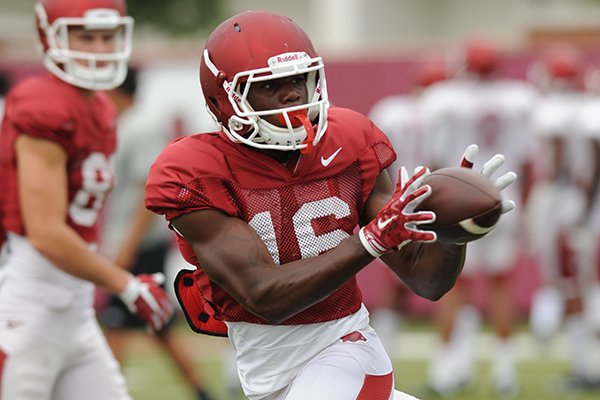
[207,96,224,121]
[208,96,220,110]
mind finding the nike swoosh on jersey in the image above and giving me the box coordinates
[377,215,398,230]
[321,147,343,167]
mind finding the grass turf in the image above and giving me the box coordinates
[118,322,600,400]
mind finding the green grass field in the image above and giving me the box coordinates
[118,321,600,400]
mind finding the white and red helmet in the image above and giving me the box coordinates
[528,45,584,92]
[35,0,134,90]
[464,39,499,75]
[415,59,447,88]
[200,11,329,152]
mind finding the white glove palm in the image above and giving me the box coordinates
[460,144,516,214]
[119,272,174,332]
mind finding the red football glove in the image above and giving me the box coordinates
[460,144,517,214]
[359,166,437,258]
[119,273,174,332]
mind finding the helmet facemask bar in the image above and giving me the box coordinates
[36,4,133,90]
[204,49,329,152]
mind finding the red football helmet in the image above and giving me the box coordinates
[35,0,134,90]
[545,48,582,80]
[416,60,447,88]
[464,39,499,75]
[528,45,584,92]
[200,11,329,152]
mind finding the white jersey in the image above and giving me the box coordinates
[420,78,538,271]
[422,78,537,172]
[531,91,586,182]
[527,90,588,280]
[574,95,600,231]
[368,94,426,181]
[421,78,538,209]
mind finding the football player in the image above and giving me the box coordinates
[421,38,538,397]
[0,1,172,399]
[528,45,600,389]
[146,11,515,400]
[575,66,600,339]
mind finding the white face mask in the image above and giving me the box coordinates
[36,4,134,90]
[204,50,330,153]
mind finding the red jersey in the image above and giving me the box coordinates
[0,73,116,243]
[146,106,395,325]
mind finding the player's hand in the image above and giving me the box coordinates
[460,144,517,214]
[119,273,174,332]
[359,166,437,258]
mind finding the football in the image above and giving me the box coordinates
[415,167,502,244]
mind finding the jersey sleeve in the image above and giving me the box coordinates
[356,110,396,176]
[366,119,396,170]
[145,136,238,221]
[331,107,396,202]
[332,107,396,173]
[9,86,76,151]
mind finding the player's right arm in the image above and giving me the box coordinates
[169,160,443,324]
[171,209,374,324]
[16,135,131,293]
[16,135,172,330]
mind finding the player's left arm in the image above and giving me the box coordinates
[365,145,517,301]
[361,169,466,301]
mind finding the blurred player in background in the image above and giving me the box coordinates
[367,60,447,359]
[145,11,515,400]
[100,66,214,400]
[422,39,538,397]
[369,60,448,177]
[574,64,600,342]
[528,45,600,390]
[0,1,173,399]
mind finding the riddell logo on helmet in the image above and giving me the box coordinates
[277,54,300,63]
[225,85,242,103]
[268,52,309,66]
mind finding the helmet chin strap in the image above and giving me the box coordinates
[278,109,316,154]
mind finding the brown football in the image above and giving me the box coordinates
[415,167,502,244]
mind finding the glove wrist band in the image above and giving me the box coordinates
[358,227,385,258]
[118,276,140,304]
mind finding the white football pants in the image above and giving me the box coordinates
[263,328,420,400]
[0,274,130,400]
